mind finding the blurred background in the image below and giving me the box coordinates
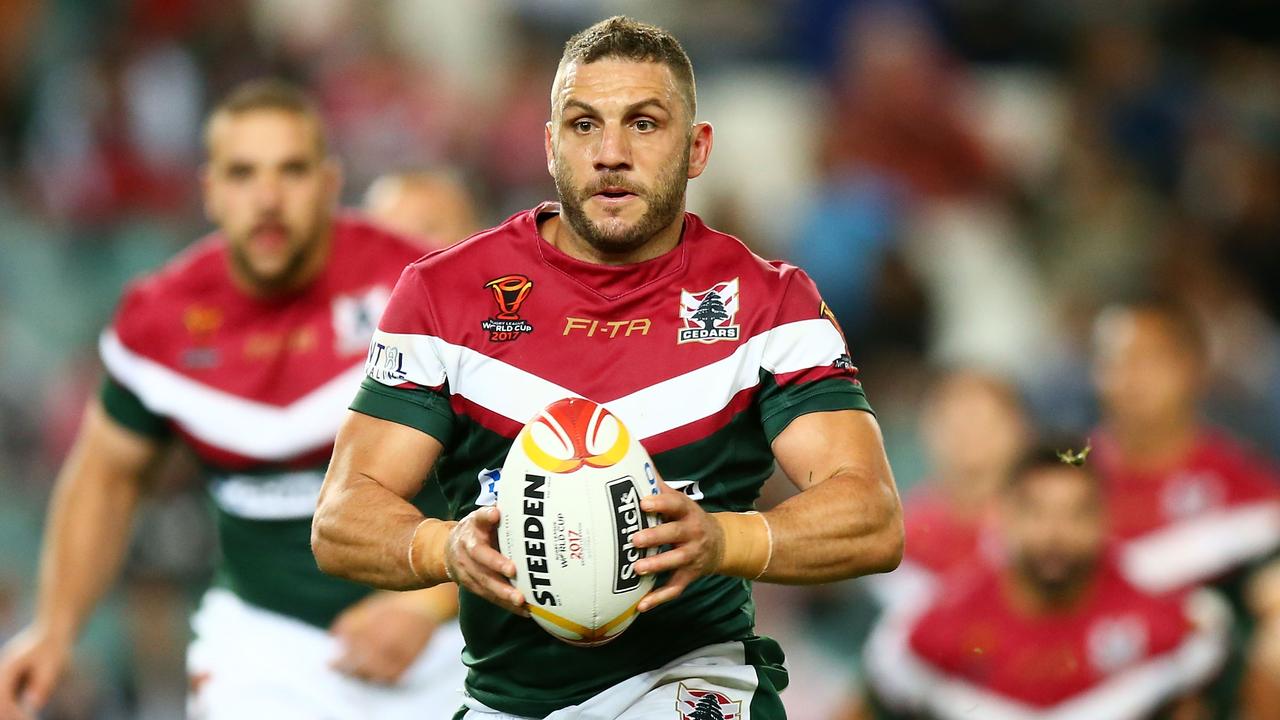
[1,0,1278,717]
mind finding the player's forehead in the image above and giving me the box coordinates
[1014,467,1097,509]
[206,108,323,163]
[551,58,683,116]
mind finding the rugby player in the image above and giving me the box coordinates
[0,80,466,720]
[312,16,903,719]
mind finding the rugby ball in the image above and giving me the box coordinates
[497,397,660,646]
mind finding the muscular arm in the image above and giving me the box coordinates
[312,411,446,590]
[634,409,902,609]
[0,399,163,715]
[313,410,526,614]
[757,409,903,582]
[30,399,161,646]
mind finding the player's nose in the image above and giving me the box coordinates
[593,122,632,172]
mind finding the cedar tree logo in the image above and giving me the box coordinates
[481,274,534,341]
[678,278,740,344]
[676,684,741,720]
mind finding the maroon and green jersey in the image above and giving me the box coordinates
[98,215,442,628]
[353,204,872,716]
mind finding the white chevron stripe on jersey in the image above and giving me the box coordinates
[368,318,847,438]
[100,330,363,461]
[1120,500,1280,593]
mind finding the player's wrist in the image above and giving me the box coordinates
[711,511,774,580]
[407,518,456,586]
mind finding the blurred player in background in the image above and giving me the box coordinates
[312,15,903,719]
[861,445,1228,720]
[0,79,465,720]
[865,369,1029,614]
[364,170,480,251]
[1091,298,1280,715]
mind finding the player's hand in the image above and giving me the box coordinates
[0,626,72,720]
[329,586,454,685]
[632,478,725,612]
[445,506,528,617]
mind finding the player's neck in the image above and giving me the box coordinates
[542,212,684,266]
[1107,413,1200,472]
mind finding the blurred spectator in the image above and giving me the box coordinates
[363,169,480,249]
[865,370,1030,614]
[857,445,1229,720]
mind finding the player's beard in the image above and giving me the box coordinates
[228,217,321,294]
[1015,550,1097,604]
[554,143,689,257]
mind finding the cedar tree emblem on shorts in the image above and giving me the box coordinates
[678,278,741,344]
[676,683,741,720]
[482,274,534,342]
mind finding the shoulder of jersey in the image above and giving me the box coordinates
[330,213,427,279]
[408,208,529,276]
[111,232,228,349]
[684,213,804,286]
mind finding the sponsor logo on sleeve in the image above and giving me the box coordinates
[365,340,408,383]
[482,274,534,342]
[678,278,740,344]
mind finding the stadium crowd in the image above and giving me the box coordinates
[0,0,1278,717]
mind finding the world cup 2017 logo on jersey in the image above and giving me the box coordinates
[481,274,534,342]
[678,278,741,344]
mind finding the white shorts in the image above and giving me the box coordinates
[460,641,785,720]
[187,588,468,719]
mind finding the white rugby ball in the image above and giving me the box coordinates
[497,397,660,646]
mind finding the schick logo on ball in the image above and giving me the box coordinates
[608,477,647,593]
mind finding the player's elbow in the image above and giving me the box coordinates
[309,503,346,579]
[863,485,904,575]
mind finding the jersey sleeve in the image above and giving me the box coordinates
[98,281,171,440]
[349,263,457,446]
[755,268,872,441]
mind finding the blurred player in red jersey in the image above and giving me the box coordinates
[1091,299,1280,717]
[866,370,1030,614]
[1091,299,1280,597]
[364,170,481,251]
[0,80,465,720]
[861,445,1229,720]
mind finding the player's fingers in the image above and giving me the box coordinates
[465,535,517,578]
[631,520,689,550]
[638,569,696,612]
[635,545,694,576]
[470,506,501,531]
[639,490,689,518]
[455,560,526,615]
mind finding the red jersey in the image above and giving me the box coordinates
[865,559,1228,720]
[98,214,430,627]
[1092,430,1280,593]
[868,485,1000,611]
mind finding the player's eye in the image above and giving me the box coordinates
[225,164,252,181]
[572,119,595,134]
[633,119,657,132]
[281,159,311,177]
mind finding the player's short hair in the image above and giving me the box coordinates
[1006,441,1098,494]
[1094,295,1207,362]
[203,78,326,156]
[557,16,697,117]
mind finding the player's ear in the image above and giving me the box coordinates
[686,122,713,180]
[544,121,555,177]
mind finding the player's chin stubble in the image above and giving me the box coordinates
[228,231,313,294]
[554,152,689,257]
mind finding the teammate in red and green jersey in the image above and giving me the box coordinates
[312,17,904,719]
[0,80,466,720]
